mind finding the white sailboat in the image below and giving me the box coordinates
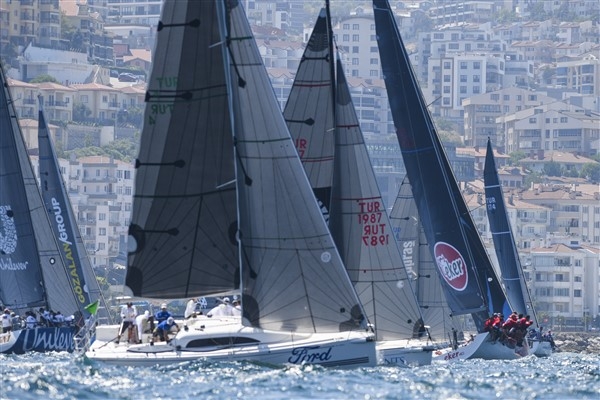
[1,68,94,354]
[85,0,376,367]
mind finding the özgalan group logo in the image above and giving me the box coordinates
[434,242,468,291]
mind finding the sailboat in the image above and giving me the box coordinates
[483,138,552,357]
[85,0,376,367]
[0,67,93,354]
[372,0,527,361]
[283,5,432,367]
[389,177,463,348]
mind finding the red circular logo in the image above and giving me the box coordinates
[434,242,468,291]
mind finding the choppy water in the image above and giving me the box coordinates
[1,352,598,400]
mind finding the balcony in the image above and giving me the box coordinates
[46,100,68,107]
[22,98,36,105]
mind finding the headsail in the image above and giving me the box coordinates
[484,139,537,326]
[329,57,425,341]
[282,8,335,218]
[389,177,459,341]
[126,0,238,298]
[0,67,78,316]
[373,0,510,331]
[38,101,112,322]
[227,0,367,333]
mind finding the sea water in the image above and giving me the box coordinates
[0,352,598,400]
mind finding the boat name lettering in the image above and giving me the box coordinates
[401,241,418,279]
[434,242,468,291]
[156,76,178,88]
[0,257,28,271]
[486,197,496,211]
[295,138,307,158]
[51,198,86,303]
[443,350,464,361]
[358,201,387,246]
[288,346,332,364]
[51,198,72,245]
[384,356,407,366]
[22,328,74,352]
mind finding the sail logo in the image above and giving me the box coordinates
[0,205,18,255]
[51,198,87,304]
[434,242,468,291]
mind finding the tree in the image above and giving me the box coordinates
[30,74,59,83]
[73,101,92,121]
[580,163,600,183]
[524,171,543,188]
[509,151,527,166]
[543,161,562,176]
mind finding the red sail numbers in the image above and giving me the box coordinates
[357,199,389,247]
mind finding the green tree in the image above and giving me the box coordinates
[543,161,562,176]
[73,101,92,121]
[524,171,543,188]
[528,3,550,21]
[509,150,527,166]
[30,74,59,83]
[580,163,600,183]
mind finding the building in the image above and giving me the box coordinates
[555,53,600,96]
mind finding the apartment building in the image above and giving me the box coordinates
[7,77,38,118]
[70,82,121,122]
[334,14,379,79]
[555,54,600,96]
[500,103,600,155]
[522,243,599,325]
[462,87,555,150]
[37,81,76,121]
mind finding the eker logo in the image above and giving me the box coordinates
[434,242,468,291]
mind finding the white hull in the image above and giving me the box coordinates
[86,317,376,368]
[432,332,529,363]
[377,340,433,366]
[530,340,553,357]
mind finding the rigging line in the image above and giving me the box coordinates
[225,36,247,88]
[157,18,200,32]
[145,91,192,102]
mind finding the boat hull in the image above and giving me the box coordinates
[0,326,78,354]
[86,317,376,368]
[432,332,529,362]
[377,340,433,366]
[530,340,553,357]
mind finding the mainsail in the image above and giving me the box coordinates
[329,57,425,341]
[38,102,112,322]
[389,177,459,341]
[484,139,537,326]
[126,0,238,298]
[0,67,79,317]
[128,0,368,334]
[373,0,510,331]
[282,8,335,217]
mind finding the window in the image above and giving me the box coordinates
[460,61,467,69]
[443,75,451,82]
[124,170,131,179]
[560,117,567,123]
[370,58,378,65]
[473,86,480,94]
[460,86,467,94]
[98,243,105,250]
[343,34,349,41]
[99,228,106,236]
[460,75,467,82]
[574,289,581,297]
[125,186,132,195]
[370,70,378,77]
[353,46,359,53]
[99,213,106,221]
[473,75,480,82]
[102,96,108,103]
[370,46,378,53]
[343,24,349,29]
[491,94,499,101]
[352,24,359,30]
[555,274,564,282]
[473,61,481,69]
[352,34,359,42]
[81,95,88,103]
[529,117,536,123]
[443,61,451,69]
[352,58,359,65]
[443,86,450,93]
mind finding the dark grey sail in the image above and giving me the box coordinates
[38,102,112,323]
[329,57,425,341]
[0,67,79,317]
[126,0,238,298]
[227,1,368,333]
[484,139,537,325]
[373,0,510,331]
[282,8,335,218]
[389,177,459,341]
